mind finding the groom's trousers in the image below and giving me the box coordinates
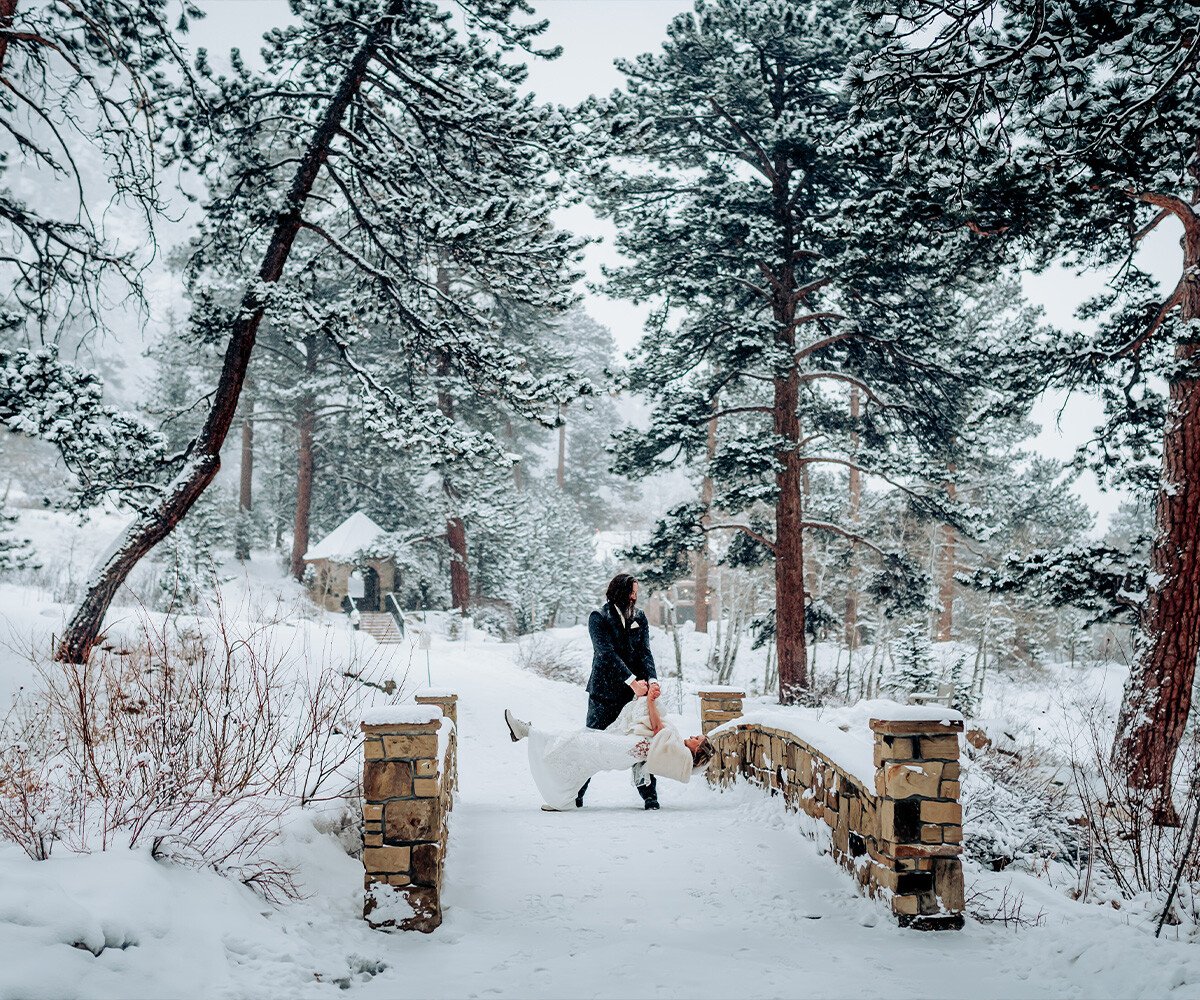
[576,696,658,806]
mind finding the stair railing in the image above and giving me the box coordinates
[384,592,407,640]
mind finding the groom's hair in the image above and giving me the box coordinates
[605,573,638,611]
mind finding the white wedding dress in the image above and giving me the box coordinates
[525,699,691,810]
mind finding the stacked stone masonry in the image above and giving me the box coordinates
[361,692,458,933]
[699,689,965,931]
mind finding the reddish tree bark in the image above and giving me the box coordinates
[770,142,808,704]
[289,334,317,581]
[55,2,404,663]
[844,386,861,650]
[446,516,470,612]
[936,470,957,642]
[775,360,808,702]
[1115,220,1200,823]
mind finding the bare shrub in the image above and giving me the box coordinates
[516,634,585,685]
[0,597,403,901]
[966,883,1046,928]
[1069,716,1200,930]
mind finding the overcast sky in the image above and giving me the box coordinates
[184,0,1184,532]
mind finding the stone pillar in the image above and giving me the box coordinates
[869,714,965,930]
[697,687,745,736]
[361,704,453,933]
[415,690,459,794]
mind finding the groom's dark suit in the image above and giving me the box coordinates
[578,601,659,806]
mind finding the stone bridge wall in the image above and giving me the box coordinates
[360,690,458,932]
[699,688,965,930]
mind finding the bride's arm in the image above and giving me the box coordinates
[645,686,664,735]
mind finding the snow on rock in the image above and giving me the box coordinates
[303,511,384,562]
[859,699,964,725]
[361,705,443,726]
[711,709,877,789]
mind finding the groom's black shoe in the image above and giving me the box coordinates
[644,798,660,810]
[575,795,585,808]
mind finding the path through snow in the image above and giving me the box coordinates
[3,631,1199,999]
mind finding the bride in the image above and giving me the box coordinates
[504,685,715,811]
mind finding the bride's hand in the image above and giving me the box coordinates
[648,682,661,701]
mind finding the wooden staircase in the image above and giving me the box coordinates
[357,612,404,644]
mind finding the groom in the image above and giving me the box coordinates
[577,572,661,810]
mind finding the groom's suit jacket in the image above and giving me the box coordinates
[586,602,657,705]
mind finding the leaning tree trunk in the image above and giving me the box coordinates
[289,335,317,581]
[936,469,957,642]
[1115,229,1200,824]
[55,3,403,664]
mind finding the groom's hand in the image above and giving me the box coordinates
[630,679,649,697]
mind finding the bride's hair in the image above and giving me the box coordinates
[690,736,716,771]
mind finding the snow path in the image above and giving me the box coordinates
[351,646,1200,999]
[3,631,1199,999]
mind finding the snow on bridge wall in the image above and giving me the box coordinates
[360,691,458,932]
[700,690,965,930]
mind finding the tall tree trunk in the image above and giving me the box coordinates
[506,418,524,492]
[55,3,403,663]
[771,152,807,704]
[289,334,317,581]
[936,468,957,642]
[235,399,254,562]
[556,403,566,488]
[0,1,18,75]
[844,386,861,650]
[695,405,718,634]
[1115,226,1200,823]
[776,366,807,702]
[436,268,470,612]
[446,516,470,611]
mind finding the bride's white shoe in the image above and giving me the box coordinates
[505,708,530,742]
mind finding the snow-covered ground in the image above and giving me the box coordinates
[5,622,1199,999]
[0,516,1196,999]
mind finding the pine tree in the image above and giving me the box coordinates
[852,0,1200,817]
[946,655,979,718]
[588,0,1016,703]
[156,494,227,613]
[0,505,35,576]
[1,1,193,334]
[886,624,938,700]
[56,0,588,663]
